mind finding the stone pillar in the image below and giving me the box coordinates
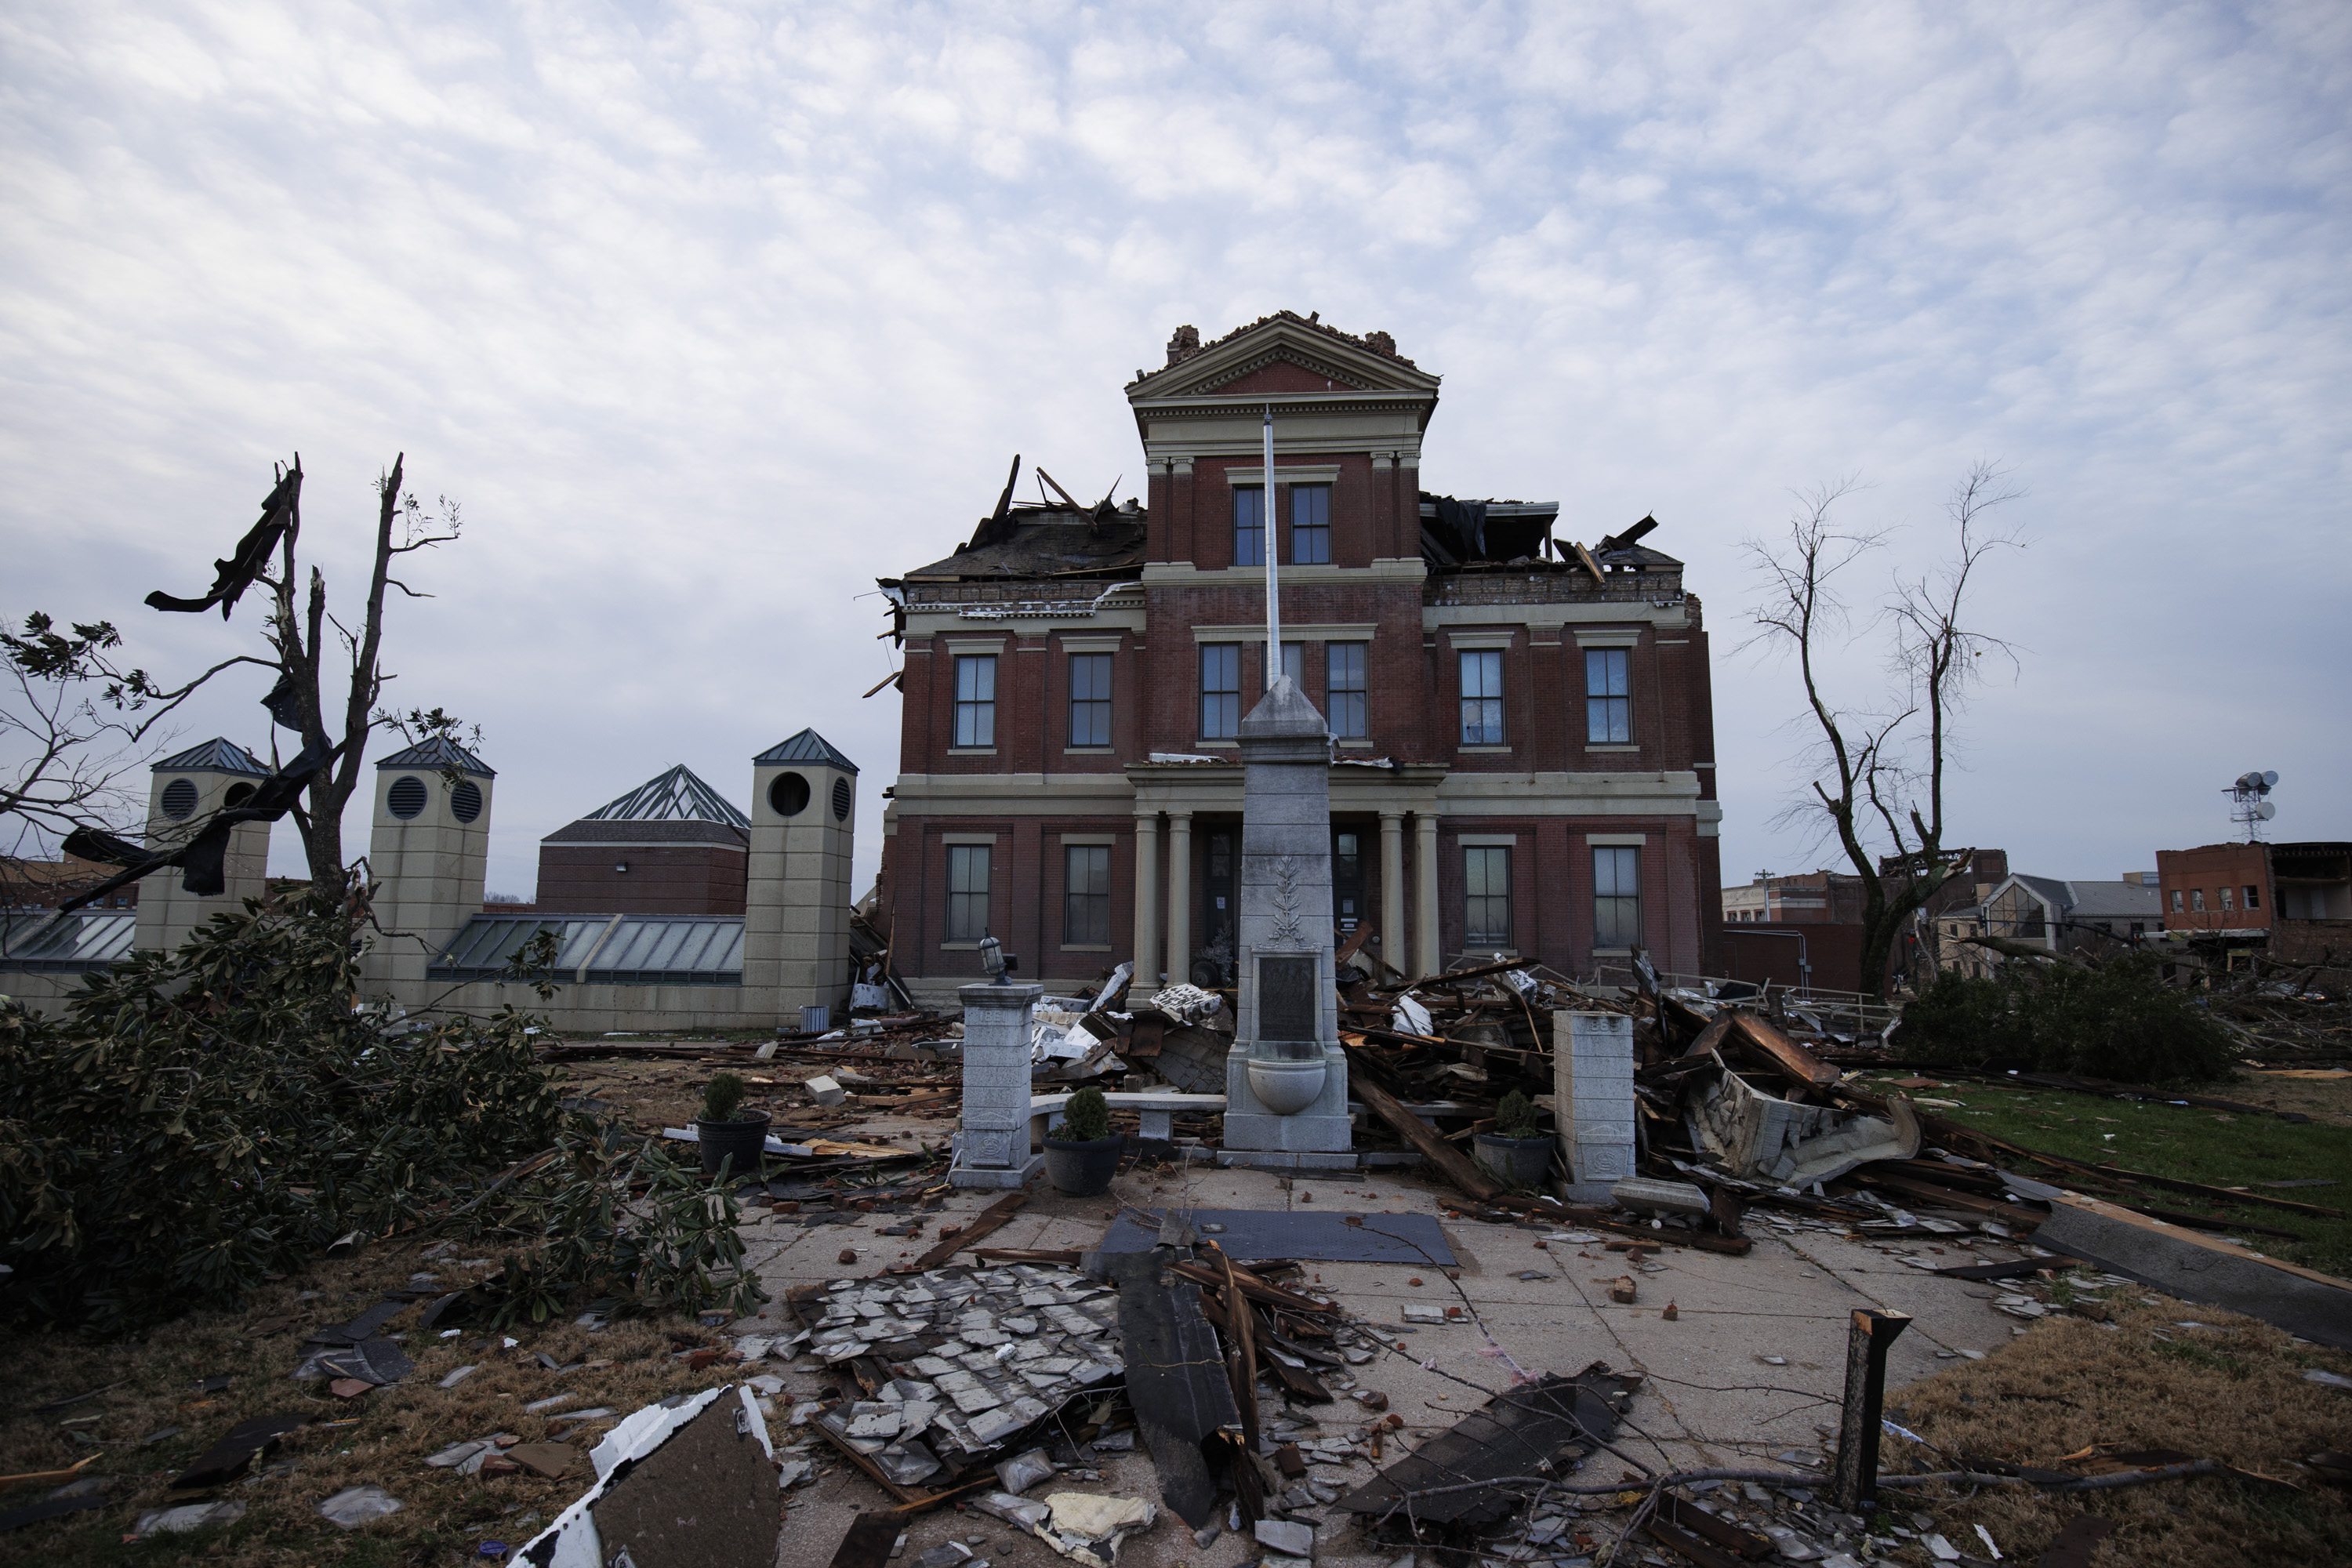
[1221,677,1353,1168]
[134,739,272,956]
[1133,812,1160,987]
[1555,1010,1637,1203]
[950,981,1044,1189]
[1379,811,1406,979]
[1165,810,1192,990]
[1413,813,1441,979]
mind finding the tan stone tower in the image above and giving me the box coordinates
[133,739,273,954]
[745,730,857,1023]
[366,738,494,990]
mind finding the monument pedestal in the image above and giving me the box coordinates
[950,981,1045,1189]
[1218,676,1358,1171]
[1220,1040,1356,1168]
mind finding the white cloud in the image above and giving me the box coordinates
[2,0,2345,906]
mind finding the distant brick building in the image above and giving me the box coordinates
[878,312,1722,1001]
[2156,840,2352,967]
[536,764,749,916]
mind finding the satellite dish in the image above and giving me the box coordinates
[2257,801,2276,820]
[2263,771,2279,788]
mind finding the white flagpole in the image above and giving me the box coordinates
[1263,402,1281,688]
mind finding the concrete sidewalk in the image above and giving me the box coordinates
[736,1143,2034,1568]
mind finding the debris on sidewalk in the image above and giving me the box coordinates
[1338,1366,1642,1533]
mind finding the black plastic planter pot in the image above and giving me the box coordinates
[1475,1131,1554,1186]
[1043,1134,1123,1196]
[697,1110,773,1178]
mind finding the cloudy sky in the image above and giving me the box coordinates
[5,0,2347,906]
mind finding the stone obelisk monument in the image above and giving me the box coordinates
[1219,675,1355,1168]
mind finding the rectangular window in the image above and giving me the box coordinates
[1200,643,1241,739]
[1327,642,1368,738]
[1459,649,1505,744]
[2191,888,2206,912]
[2170,889,2183,912]
[1067,652,1112,747]
[1063,844,1111,946]
[1233,486,1265,566]
[1290,484,1330,564]
[2245,884,2261,909]
[1282,640,1303,688]
[953,654,996,748]
[1594,845,1642,949]
[946,844,990,942]
[2220,886,2234,911]
[1464,846,1512,948]
[1585,648,1632,743]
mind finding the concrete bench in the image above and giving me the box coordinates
[1029,1091,1227,1145]
[1025,1093,1474,1145]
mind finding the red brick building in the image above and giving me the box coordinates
[878,313,1721,1000]
[536,764,749,916]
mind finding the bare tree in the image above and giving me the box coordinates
[2,618,167,851]
[7,456,466,916]
[1744,462,2023,998]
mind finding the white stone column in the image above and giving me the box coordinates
[1133,812,1160,987]
[1414,813,1441,979]
[1379,811,1406,980]
[1555,1010,1637,1203]
[1165,810,1192,990]
[949,981,1044,1189]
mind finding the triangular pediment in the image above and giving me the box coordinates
[1131,312,1440,404]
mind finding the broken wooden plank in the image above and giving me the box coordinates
[1346,1062,1504,1201]
[1723,1011,1839,1087]
[1163,1261,1341,1316]
[970,1247,1082,1265]
[1656,1494,1773,1559]
[1851,1171,2050,1226]
[1933,1257,2081,1281]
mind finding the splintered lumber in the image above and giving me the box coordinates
[897,1190,1026,1272]
[1347,1061,1505,1201]
[1724,1012,1839,1087]
[1850,1171,2050,1227]
[1165,1259,1341,1316]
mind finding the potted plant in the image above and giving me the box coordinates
[1475,1090,1553,1186]
[695,1071,772,1178]
[1044,1086,1121,1196]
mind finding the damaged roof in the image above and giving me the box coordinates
[897,504,1150,583]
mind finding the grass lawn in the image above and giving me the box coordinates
[1859,1072,2352,1276]
[1890,1290,2352,1566]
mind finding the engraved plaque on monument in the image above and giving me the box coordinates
[1257,955,1316,1042]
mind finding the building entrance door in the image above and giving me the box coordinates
[1200,829,1237,986]
[1334,829,1363,935]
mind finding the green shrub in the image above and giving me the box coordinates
[700,1072,749,1123]
[1058,1086,1112,1142]
[1899,952,2234,1083]
[0,889,761,1334]
[1495,1090,1540,1138]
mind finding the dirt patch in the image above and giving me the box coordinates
[1887,1291,2352,1564]
[0,1240,774,1565]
